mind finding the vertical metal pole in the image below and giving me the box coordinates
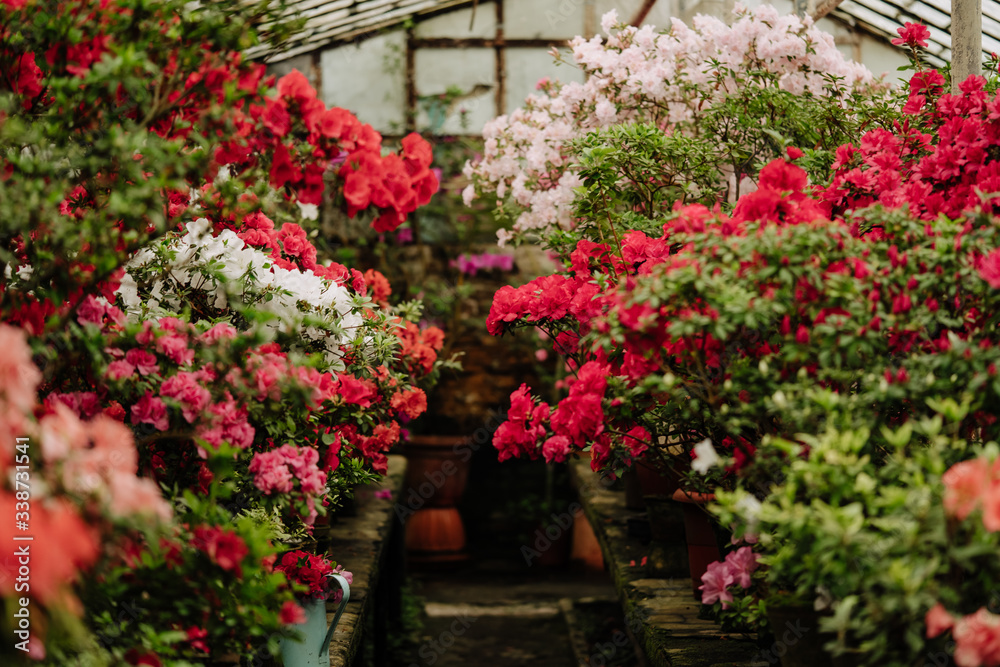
[952,0,982,92]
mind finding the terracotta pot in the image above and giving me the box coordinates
[635,458,682,498]
[402,435,472,564]
[671,488,722,600]
[569,507,604,570]
[404,507,468,564]
[403,435,470,507]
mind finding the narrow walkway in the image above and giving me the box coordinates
[403,564,629,667]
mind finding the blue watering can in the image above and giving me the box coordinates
[280,573,351,667]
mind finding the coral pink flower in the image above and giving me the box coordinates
[107,473,172,522]
[981,476,1000,532]
[390,387,427,419]
[0,323,41,414]
[952,608,1000,667]
[942,458,991,520]
[925,603,955,638]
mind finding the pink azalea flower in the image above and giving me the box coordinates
[542,435,572,463]
[160,372,211,423]
[925,603,955,638]
[130,392,169,431]
[699,560,735,608]
[981,477,1000,532]
[952,608,1000,667]
[106,359,135,380]
[125,348,160,376]
[280,601,307,625]
[942,458,991,520]
[891,22,931,49]
[724,546,759,589]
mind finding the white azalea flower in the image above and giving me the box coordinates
[691,438,721,474]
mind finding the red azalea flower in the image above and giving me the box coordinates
[192,526,249,577]
[891,22,931,48]
[280,601,307,625]
[978,249,1000,288]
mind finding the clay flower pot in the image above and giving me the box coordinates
[671,488,722,600]
[402,435,472,564]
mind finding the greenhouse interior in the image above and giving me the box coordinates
[5,0,1000,665]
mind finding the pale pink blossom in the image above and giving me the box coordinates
[464,5,874,244]
[952,608,1000,667]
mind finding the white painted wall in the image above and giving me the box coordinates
[321,30,407,134]
[415,3,498,38]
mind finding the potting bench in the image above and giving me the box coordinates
[570,459,759,667]
[324,454,408,667]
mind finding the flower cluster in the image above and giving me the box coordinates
[943,457,1000,534]
[463,4,874,243]
[488,145,1000,480]
[699,546,759,608]
[249,445,327,524]
[449,252,515,276]
[273,550,352,602]
[926,604,1000,667]
[221,69,438,227]
[119,218,364,367]
[0,324,170,637]
[0,1,450,661]
[822,68,1000,222]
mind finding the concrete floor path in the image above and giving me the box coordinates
[400,562,623,667]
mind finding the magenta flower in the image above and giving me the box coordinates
[891,22,930,49]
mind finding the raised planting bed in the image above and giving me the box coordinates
[569,459,758,667]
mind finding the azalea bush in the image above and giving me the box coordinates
[489,151,1000,486]
[483,12,1000,486]
[462,3,886,245]
[711,407,1000,667]
[0,0,446,663]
